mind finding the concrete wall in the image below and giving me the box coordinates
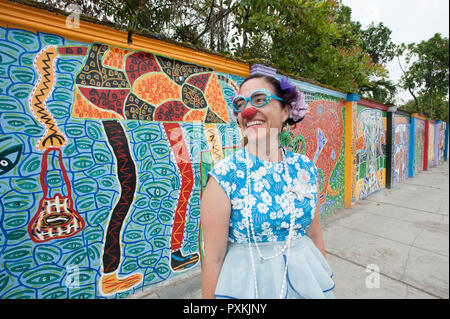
[393,114,410,186]
[354,104,387,200]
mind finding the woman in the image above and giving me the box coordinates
[200,74,335,299]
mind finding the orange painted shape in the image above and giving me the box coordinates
[184,109,207,122]
[72,89,121,120]
[29,45,67,150]
[103,47,130,69]
[204,73,229,123]
[133,73,181,105]
[356,136,365,151]
[100,271,143,295]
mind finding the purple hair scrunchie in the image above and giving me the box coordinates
[280,76,308,122]
[280,76,296,93]
[290,89,308,122]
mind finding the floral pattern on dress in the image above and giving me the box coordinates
[208,148,319,243]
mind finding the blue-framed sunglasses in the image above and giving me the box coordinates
[232,88,283,113]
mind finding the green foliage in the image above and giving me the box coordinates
[399,33,449,120]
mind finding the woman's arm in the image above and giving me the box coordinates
[200,177,231,299]
[306,206,327,258]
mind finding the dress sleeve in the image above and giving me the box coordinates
[207,159,234,200]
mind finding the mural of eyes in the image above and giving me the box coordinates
[0,95,25,112]
[133,210,157,224]
[149,142,169,158]
[0,143,23,176]
[9,65,35,83]
[11,177,39,192]
[2,192,34,212]
[123,230,143,242]
[34,245,61,264]
[74,178,97,195]
[93,149,112,164]
[65,123,85,138]
[124,242,150,257]
[145,184,169,199]
[133,127,161,143]
[21,265,65,287]
[1,113,41,135]
[71,155,95,170]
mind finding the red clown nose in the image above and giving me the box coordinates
[241,107,257,120]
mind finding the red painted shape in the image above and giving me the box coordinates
[125,51,160,87]
[28,148,85,243]
[163,123,194,251]
[154,101,189,122]
[78,87,130,117]
[57,46,88,56]
[187,73,211,92]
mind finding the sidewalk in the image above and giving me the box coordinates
[323,160,449,299]
[132,161,449,299]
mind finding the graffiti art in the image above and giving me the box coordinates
[0,26,244,299]
[355,106,387,200]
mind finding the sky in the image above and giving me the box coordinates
[341,0,449,104]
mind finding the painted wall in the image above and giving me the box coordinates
[291,93,346,217]
[393,114,410,186]
[0,26,246,299]
[438,122,446,163]
[414,118,426,175]
[354,104,387,200]
[1,2,449,300]
[428,122,435,168]
[0,25,348,299]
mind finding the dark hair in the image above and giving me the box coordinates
[235,73,299,126]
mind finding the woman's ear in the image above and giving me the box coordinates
[282,104,291,124]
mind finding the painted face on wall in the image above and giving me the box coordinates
[236,78,290,147]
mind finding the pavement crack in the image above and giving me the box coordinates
[400,228,426,283]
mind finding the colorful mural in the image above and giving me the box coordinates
[354,105,387,200]
[438,122,447,162]
[393,115,410,185]
[414,119,425,175]
[0,26,244,299]
[291,96,346,217]
[428,122,435,168]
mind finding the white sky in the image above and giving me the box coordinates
[341,0,449,104]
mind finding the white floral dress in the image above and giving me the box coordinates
[208,148,335,299]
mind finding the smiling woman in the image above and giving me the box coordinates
[200,74,335,299]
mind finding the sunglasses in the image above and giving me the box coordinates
[232,88,283,113]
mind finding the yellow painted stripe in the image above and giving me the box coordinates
[344,100,355,208]
[204,124,224,164]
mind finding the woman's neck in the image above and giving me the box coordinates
[246,140,284,162]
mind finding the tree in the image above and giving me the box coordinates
[231,0,385,93]
[399,33,449,119]
[35,0,392,95]
[354,22,398,104]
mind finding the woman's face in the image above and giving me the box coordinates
[237,77,290,145]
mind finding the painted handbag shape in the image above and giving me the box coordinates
[28,148,85,243]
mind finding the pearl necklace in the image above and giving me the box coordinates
[243,147,297,299]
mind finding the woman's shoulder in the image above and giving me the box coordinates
[286,150,318,175]
[209,148,245,176]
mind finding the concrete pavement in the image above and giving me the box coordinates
[131,161,449,299]
[323,160,449,299]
